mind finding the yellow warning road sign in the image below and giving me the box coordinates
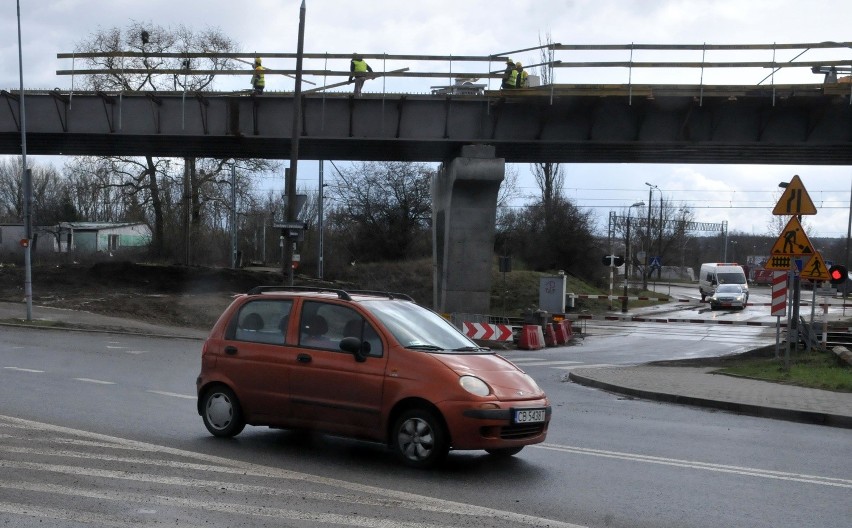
[769,216,815,256]
[764,255,794,270]
[800,252,830,281]
[772,175,817,215]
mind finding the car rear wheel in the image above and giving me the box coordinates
[392,409,449,469]
[485,446,524,457]
[201,386,246,437]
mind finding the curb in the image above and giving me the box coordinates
[567,370,852,429]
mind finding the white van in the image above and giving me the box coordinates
[699,263,749,302]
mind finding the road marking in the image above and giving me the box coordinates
[0,414,585,528]
[147,390,195,399]
[3,366,44,373]
[534,443,852,488]
[0,501,145,528]
[72,378,116,385]
[554,363,615,370]
[509,360,583,366]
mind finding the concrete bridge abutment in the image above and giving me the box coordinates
[432,145,504,315]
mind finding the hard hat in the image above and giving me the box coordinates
[515,62,522,68]
[506,57,513,63]
[353,53,362,61]
[255,57,262,65]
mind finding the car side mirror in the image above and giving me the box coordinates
[340,336,369,362]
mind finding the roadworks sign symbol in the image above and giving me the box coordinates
[800,252,830,281]
[772,174,817,216]
[770,216,814,256]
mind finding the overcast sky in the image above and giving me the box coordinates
[3,0,852,244]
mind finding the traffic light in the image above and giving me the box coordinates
[828,264,848,285]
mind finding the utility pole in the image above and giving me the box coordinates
[230,161,237,268]
[283,0,306,285]
[318,160,324,280]
[17,0,32,321]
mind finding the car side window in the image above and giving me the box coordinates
[299,301,383,357]
[232,300,292,345]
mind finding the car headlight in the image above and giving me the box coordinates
[459,375,491,397]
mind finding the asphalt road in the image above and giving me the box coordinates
[1,323,850,528]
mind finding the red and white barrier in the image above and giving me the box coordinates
[517,325,545,350]
[462,322,513,341]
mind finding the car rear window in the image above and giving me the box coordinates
[231,300,292,345]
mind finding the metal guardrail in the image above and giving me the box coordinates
[54,41,852,94]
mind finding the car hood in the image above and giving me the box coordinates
[428,353,545,399]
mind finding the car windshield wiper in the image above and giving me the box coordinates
[405,344,444,351]
[452,346,489,351]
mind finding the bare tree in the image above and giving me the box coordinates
[74,20,238,92]
[70,22,256,261]
[327,162,433,264]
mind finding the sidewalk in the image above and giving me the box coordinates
[0,301,207,339]
[569,366,852,429]
[2,300,850,429]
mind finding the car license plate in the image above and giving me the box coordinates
[513,408,546,423]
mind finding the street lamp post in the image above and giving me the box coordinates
[643,183,658,290]
[623,201,645,313]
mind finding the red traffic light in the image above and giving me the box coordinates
[19,239,29,248]
[828,264,848,285]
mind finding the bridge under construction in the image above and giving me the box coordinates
[2,41,851,315]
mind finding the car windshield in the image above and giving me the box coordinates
[360,300,484,353]
[717,272,746,285]
[716,284,742,293]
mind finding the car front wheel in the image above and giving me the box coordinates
[392,409,449,469]
[201,386,246,437]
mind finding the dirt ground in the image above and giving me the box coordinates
[0,261,290,330]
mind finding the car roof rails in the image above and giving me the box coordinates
[347,290,415,302]
[247,285,352,301]
[246,285,415,303]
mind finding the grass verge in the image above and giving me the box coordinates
[716,348,852,392]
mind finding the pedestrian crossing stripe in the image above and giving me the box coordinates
[769,216,814,256]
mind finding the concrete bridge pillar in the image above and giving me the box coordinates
[432,145,504,315]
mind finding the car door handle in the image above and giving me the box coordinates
[225,346,238,355]
[297,353,312,363]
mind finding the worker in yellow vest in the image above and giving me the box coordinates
[251,57,265,94]
[515,62,528,88]
[349,53,373,97]
[503,63,519,90]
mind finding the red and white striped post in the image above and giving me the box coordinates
[771,271,788,359]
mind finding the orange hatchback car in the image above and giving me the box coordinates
[196,286,551,468]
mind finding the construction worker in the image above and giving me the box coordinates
[500,58,515,89]
[251,57,265,94]
[349,53,373,97]
[515,62,528,88]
